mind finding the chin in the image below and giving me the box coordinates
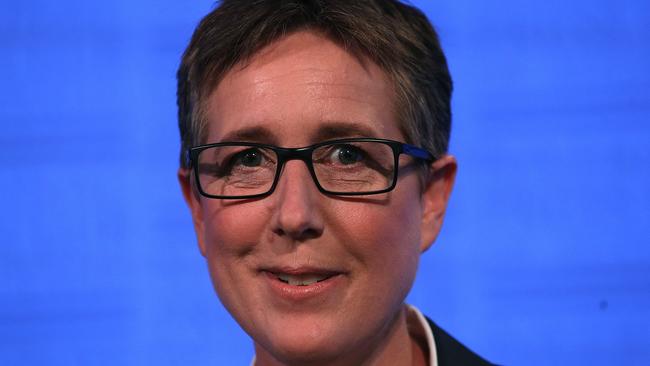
[254,320,354,365]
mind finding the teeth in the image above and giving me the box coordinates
[276,273,329,286]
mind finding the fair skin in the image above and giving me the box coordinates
[179,31,456,366]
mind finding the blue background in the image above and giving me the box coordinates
[1,0,648,364]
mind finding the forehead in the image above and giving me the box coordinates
[204,31,401,146]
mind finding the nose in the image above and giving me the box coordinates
[269,159,324,241]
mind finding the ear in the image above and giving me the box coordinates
[419,155,457,252]
[178,168,208,257]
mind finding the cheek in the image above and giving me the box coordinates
[201,203,269,255]
[198,202,270,313]
[328,192,423,282]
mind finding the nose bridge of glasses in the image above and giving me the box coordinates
[277,147,314,163]
[275,146,314,167]
[274,146,318,186]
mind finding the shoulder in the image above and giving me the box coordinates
[425,317,496,366]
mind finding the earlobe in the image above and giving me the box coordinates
[419,155,457,252]
[178,168,208,257]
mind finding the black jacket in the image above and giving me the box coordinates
[426,317,495,366]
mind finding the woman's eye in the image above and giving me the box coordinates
[333,145,363,165]
[235,149,263,167]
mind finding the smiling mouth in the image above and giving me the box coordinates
[274,273,334,286]
[262,267,341,287]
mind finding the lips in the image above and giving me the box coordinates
[261,266,343,289]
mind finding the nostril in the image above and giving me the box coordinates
[273,226,322,242]
[272,201,324,241]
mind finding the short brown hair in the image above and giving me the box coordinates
[177,0,452,169]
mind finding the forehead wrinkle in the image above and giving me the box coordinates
[213,34,393,108]
[240,71,382,104]
[233,38,383,94]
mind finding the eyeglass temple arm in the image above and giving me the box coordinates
[401,143,435,162]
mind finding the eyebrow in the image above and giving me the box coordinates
[312,121,379,142]
[219,126,278,144]
[218,121,379,146]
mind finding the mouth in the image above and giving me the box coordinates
[261,267,343,287]
[260,267,346,302]
[272,272,335,286]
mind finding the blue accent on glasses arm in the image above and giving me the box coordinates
[402,143,435,161]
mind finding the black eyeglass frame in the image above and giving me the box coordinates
[187,137,436,199]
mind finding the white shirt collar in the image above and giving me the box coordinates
[406,304,438,366]
[250,304,438,366]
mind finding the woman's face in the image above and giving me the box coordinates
[180,30,455,365]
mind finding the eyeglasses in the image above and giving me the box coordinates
[188,138,435,199]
